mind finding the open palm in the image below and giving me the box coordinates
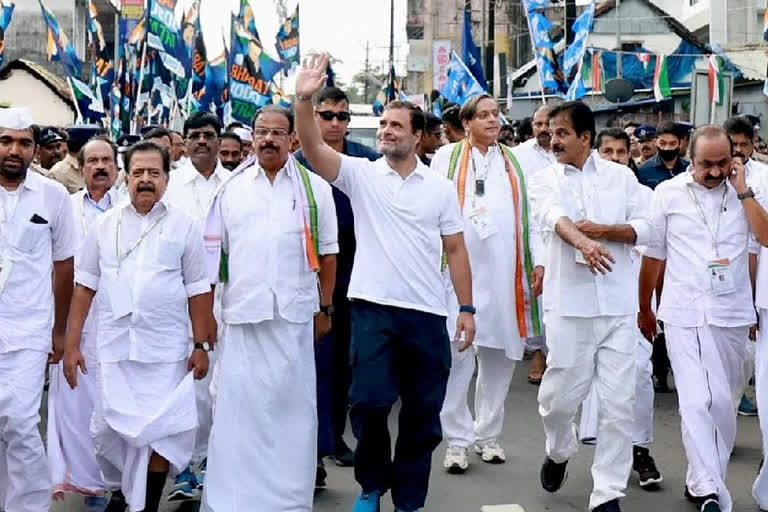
[296,53,329,99]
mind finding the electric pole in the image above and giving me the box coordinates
[389,0,395,71]
[486,0,495,95]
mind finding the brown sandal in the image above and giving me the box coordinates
[528,350,546,385]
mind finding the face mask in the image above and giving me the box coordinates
[658,148,679,162]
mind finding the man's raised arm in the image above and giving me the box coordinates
[295,53,342,182]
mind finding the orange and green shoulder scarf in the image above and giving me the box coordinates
[446,139,542,339]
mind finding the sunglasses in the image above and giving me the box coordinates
[316,110,351,122]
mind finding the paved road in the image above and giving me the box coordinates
[49,357,763,512]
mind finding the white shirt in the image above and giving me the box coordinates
[0,172,76,353]
[644,170,756,327]
[334,154,464,316]
[747,158,767,254]
[219,161,338,325]
[431,142,525,356]
[528,151,652,317]
[164,159,231,221]
[71,187,121,357]
[75,200,210,363]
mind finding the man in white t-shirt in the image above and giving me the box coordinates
[294,53,475,512]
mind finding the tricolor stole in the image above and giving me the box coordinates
[446,139,542,339]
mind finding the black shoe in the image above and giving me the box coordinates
[700,497,721,512]
[633,446,663,489]
[593,499,621,512]
[315,459,327,489]
[540,456,568,493]
[104,490,128,512]
[684,487,717,508]
[333,440,355,467]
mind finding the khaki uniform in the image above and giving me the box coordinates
[49,154,83,194]
[29,162,50,178]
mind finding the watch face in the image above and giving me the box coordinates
[202,342,211,352]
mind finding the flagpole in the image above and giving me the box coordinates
[66,77,84,123]
[133,40,148,132]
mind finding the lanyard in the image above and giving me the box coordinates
[686,183,728,257]
[115,206,167,271]
[469,145,495,207]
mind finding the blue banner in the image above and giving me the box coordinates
[88,0,114,115]
[147,0,185,79]
[275,4,299,75]
[563,1,594,100]
[39,0,82,79]
[440,51,485,106]
[462,6,487,90]
[0,2,14,69]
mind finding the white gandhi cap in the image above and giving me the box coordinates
[232,127,253,143]
[0,107,34,130]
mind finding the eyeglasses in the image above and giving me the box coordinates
[253,127,291,139]
[316,110,351,122]
[187,131,218,141]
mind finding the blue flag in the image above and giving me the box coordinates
[88,0,114,115]
[563,1,594,100]
[0,1,14,69]
[462,6,487,90]
[275,4,299,75]
[39,0,82,79]
[440,51,485,106]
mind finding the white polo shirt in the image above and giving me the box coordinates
[219,160,338,325]
[528,151,652,318]
[75,199,211,363]
[0,171,76,353]
[333,154,464,316]
[644,170,756,327]
[164,159,232,221]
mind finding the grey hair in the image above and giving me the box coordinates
[690,124,731,161]
[459,94,496,123]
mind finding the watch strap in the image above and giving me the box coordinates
[296,94,312,102]
[459,305,476,315]
[193,342,207,352]
[738,188,755,200]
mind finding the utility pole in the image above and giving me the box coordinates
[486,0,495,96]
[364,41,371,103]
[389,0,395,72]
[565,0,577,45]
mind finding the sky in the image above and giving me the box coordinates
[194,0,409,90]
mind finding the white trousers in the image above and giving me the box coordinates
[538,314,636,511]
[201,319,316,512]
[193,347,217,462]
[665,323,747,512]
[93,360,197,512]
[0,349,51,512]
[580,333,654,448]
[440,344,517,448]
[47,357,105,497]
[752,310,768,508]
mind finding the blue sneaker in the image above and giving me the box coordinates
[739,395,758,416]
[84,496,108,512]
[352,490,382,512]
[167,466,200,501]
[197,458,207,490]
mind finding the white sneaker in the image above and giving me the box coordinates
[474,439,506,464]
[443,445,470,474]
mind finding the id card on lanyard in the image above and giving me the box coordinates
[687,183,731,294]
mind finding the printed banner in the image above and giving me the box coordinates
[432,40,452,92]
[275,4,299,75]
[88,0,114,114]
[440,51,485,106]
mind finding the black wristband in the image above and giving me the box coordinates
[459,305,476,315]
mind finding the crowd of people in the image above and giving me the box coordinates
[2,51,768,512]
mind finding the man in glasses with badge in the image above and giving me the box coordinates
[63,140,212,512]
[295,87,379,482]
[432,94,542,475]
[639,125,768,512]
[0,107,76,512]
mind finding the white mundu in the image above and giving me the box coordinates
[47,187,119,498]
[529,151,651,510]
[644,169,757,512]
[201,157,338,512]
[0,170,76,512]
[75,199,210,512]
[432,142,538,452]
[163,158,230,461]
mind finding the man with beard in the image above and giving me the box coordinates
[0,108,76,512]
[33,126,65,175]
[638,121,689,190]
[634,126,658,167]
[294,86,379,484]
[529,101,651,512]
[163,112,229,501]
[639,125,768,512]
[50,125,105,194]
[47,136,120,512]
[580,128,663,490]
[511,104,555,385]
[432,94,542,474]
[170,131,187,169]
[218,132,243,171]
[63,141,212,512]
[294,53,474,512]
[201,105,338,512]
[231,127,253,156]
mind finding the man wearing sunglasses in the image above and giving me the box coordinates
[295,87,380,486]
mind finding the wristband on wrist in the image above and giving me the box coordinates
[459,305,476,315]
[738,188,755,201]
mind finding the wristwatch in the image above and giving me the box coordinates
[194,342,210,352]
[459,305,477,315]
[296,94,312,102]
[738,188,755,201]
[319,304,335,317]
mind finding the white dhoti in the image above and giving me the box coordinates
[579,332,654,448]
[193,348,216,462]
[753,310,768,508]
[0,349,51,512]
[46,354,105,497]
[440,344,516,447]
[538,314,636,510]
[201,319,316,512]
[92,359,197,512]
[665,323,747,512]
